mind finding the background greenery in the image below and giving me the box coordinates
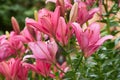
[0,0,46,33]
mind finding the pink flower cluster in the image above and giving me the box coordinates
[0,0,113,79]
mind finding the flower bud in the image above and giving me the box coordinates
[69,2,78,22]
[58,0,65,16]
[34,10,38,21]
[5,31,10,38]
[11,17,20,34]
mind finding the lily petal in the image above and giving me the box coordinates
[26,18,41,32]
[56,17,68,45]
[28,41,50,60]
[96,35,113,45]
[85,23,100,45]
[72,22,89,50]
[88,8,99,19]
[51,6,60,34]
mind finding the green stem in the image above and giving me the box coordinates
[103,0,108,14]
[54,37,76,79]
[51,62,63,80]
[67,54,77,80]
[82,57,87,78]
[67,54,74,70]
[106,17,110,34]
[38,75,42,80]
[75,54,84,72]
[103,0,110,34]
[55,40,67,56]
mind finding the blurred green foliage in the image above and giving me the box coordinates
[0,0,46,32]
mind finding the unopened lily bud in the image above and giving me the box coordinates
[11,17,20,34]
[58,0,65,16]
[58,0,64,6]
[34,10,38,21]
[5,31,10,38]
[69,2,78,22]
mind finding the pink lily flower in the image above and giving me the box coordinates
[24,59,68,78]
[11,16,42,43]
[0,35,15,61]
[46,0,72,8]
[0,17,31,60]
[20,26,42,43]
[74,0,95,6]
[85,0,96,7]
[8,32,26,54]
[0,58,28,80]
[72,22,113,57]
[26,6,60,37]
[56,17,70,46]
[77,2,99,25]
[20,27,35,42]
[25,60,51,77]
[13,26,42,44]
[53,62,69,78]
[46,0,72,15]
[0,31,26,61]
[28,41,58,63]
